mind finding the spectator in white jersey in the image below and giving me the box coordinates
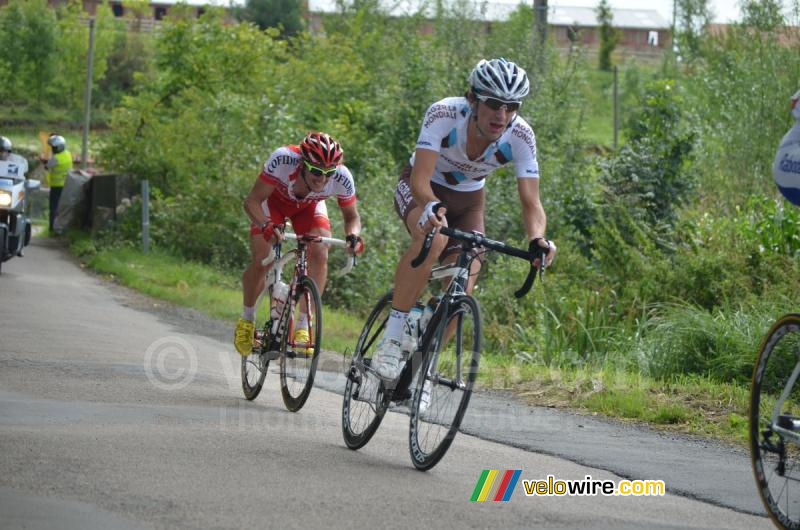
[234,132,364,356]
[371,57,557,382]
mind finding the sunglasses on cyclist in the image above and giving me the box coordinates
[303,160,338,178]
[475,94,521,112]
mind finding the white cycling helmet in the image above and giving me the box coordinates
[48,134,66,154]
[0,136,11,152]
[468,58,530,102]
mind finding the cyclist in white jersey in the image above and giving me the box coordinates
[774,89,800,206]
[372,57,557,381]
[234,132,364,356]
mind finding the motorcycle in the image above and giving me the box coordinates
[0,155,40,274]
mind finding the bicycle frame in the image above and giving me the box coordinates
[258,233,354,348]
[386,241,483,400]
[768,358,800,444]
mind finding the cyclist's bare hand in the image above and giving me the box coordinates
[416,201,447,236]
[345,234,365,256]
[529,237,556,268]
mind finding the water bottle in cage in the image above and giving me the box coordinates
[271,281,289,322]
[402,304,424,354]
[418,295,440,339]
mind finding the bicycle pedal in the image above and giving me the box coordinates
[264,350,280,361]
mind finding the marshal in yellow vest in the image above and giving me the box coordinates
[47,150,73,188]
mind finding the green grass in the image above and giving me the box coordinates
[68,233,363,356]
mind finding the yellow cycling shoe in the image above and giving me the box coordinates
[293,328,313,356]
[234,318,256,356]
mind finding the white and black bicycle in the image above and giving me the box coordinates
[342,227,546,470]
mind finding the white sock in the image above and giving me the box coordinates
[296,312,309,330]
[384,308,408,342]
[242,305,256,321]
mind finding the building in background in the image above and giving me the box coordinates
[0,0,672,57]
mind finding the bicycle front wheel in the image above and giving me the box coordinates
[241,322,270,401]
[280,276,322,412]
[342,291,391,450]
[410,294,481,471]
[751,313,800,530]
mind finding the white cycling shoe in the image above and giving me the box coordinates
[372,337,405,380]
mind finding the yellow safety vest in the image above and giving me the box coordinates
[48,150,73,188]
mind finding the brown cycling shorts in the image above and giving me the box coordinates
[394,163,486,260]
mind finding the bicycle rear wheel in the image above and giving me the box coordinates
[751,313,800,530]
[342,291,391,450]
[241,322,270,401]
[410,294,481,471]
[280,276,322,412]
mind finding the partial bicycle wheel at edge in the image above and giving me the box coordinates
[342,290,392,449]
[410,294,481,471]
[751,313,800,530]
[280,276,322,412]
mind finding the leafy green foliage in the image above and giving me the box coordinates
[0,0,57,104]
[18,1,800,389]
[674,0,712,62]
[235,0,304,37]
[596,0,620,71]
[686,8,800,199]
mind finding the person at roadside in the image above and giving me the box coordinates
[42,134,73,233]
[0,136,12,162]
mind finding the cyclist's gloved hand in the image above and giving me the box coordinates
[417,201,446,232]
[346,234,365,256]
[529,237,556,268]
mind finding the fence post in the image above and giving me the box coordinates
[142,180,149,253]
[613,65,619,150]
[82,18,96,170]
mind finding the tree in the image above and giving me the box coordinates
[236,0,304,38]
[54,0,116,116]
[0,0,57,103]
[675,0,712,62]
[741,0,785,31]
[596,0,620,71]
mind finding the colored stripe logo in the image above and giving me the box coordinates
[470,470,522,501]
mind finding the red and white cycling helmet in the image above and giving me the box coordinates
[300,132,344,169]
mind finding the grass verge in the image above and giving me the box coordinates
[68,232,361,356]
[477,353,751,447]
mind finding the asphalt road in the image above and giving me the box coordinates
[0,240,772,529]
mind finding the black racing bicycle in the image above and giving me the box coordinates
[750,313,800,529]
[241,231,353,411]
[342,226,546,470]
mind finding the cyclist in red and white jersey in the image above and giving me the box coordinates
[234,132,364,355]
[372,57,557,381]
